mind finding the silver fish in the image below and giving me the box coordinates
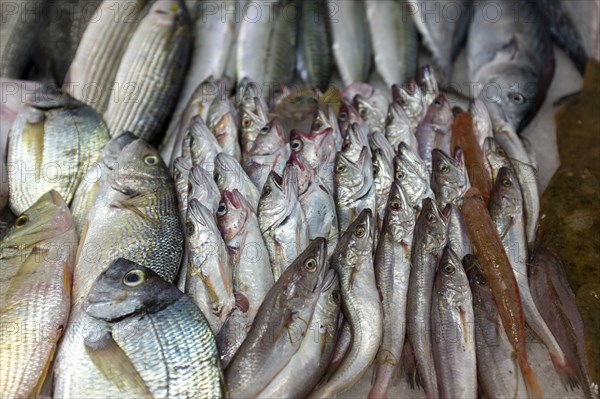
[384,101,417,153]
[214,152,261,212]
[182,115,222,172]
[354,94,387,134]
[372,148,394,231]
[482,136,513,185]
[392,80,426,132]
[369,131,396,167]
[290,127,338,193]
[430,147,470,207]
[416,94,453,173]
[311,106,343,150]
[188,164,220,215]
[470,98,493,149]
[341,122,371,164]
[207,95,241,162]
[394,143,433,211]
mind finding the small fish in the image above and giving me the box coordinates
[182,115,222,171]
[341,122,372,164]
[354,94,387,134]
[372,148,394,232]
[393,143,433,211]
[392,80,426,132]
[416,94,454,173]
[239,85,269,163]
[207,95,241,162]
[482,136,513,186]
[214,152,261,212]
[290,127,338,193]
[430,147,470,207]
[384,101,417,152]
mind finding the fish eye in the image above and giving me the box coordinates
[385,113,394,126]
[395,170,404,180]
[502,178,512,187]
[496,148,506,156]
[262,184,272,196]
[313,119,323,130]
[291,139,303,152]
[273,88,281,96]
[509,92,525,104]
[15,215,29,228]
[426,213,435,222]
[336,164,346,173]
[476,274,487,285]
[242,117,252,128]
[439,163,449,173]
[434,98,442,107]
[390,199,401,210]
[260,125,269,134]
[331,289,340,302]
[213,170,221,183]
[304,257,318,272]
[443,263,455,274]
[217,202,227,217]
[144,155,158,165]
[339,111,348,121]
[123,269,147,287]
[355,225,366,238]
[358,107,367,117]
[373,165,379,177]
[186,221,195,236]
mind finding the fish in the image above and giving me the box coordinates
[430,147,470,207]
[207,95,241,162]
[372,148,394,231]
[216,189,274,367]
[289,151,339,255]
[530,246,595,398]
[243,117,291,192]
[310,106,343,150]
[343,82,390,121]
[407,0,471,86]
[461,187,542,398]
[384,101,417,153]
[184,199,235,334]
[182,115,222,171]
[418,65,440,108]
[0,190,77,398]
[446,204,471,262]
[70,131,137,237]
[7,88,110,215]
[338,99,368,137]
[431,246,477,399]
[310,209,382,398]
[104,0,192,142]
[172,156,193,232]
[258,269,341,399]
[470,98,493,149]
[334,147,376,237]
[465,254,528,399]
[236,0,297,87]
[225,238,328,398]
[406,197,449,399]
[296,0,333,90]
[451,111,492,205]
[341,122,372,164]
[290,127,338,193]
[416,94,454,173]
[258,169,309,281]
[214,152,261,212]
[468,0,555,133]
[392,80,426,132]
[494,123,540,254]
[354,94,387,134]
[0,0,44,78]
[366,0,418,87]
[489,167,573,385]
[393,143,433,211]
[188,164,220,215]
[238,82,270,162]
[63,0,148,113]
[53,139,184,397]
[329,0,372,85]
[369,183,415,399]
[369,131,396,167]
[482,136,513,186]
[83,258,224,398]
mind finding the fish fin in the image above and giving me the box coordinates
[85,331,153,398]
[518,356,543,399]
[111,194,160,226]
[549,353,580,391]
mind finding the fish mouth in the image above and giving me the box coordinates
[269,172,284,190]
[223,190,241,209]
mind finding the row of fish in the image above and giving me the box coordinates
[2,61,595,397]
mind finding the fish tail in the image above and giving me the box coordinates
[368,363,395,399]
[519,356,544,399]
[550,353,580,391]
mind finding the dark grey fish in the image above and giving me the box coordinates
[296,0,332,90]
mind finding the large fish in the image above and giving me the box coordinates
[7,88,110,215]
[468,0,555,133]
[225,238,328,398]
[84,258,225,398]
[64,0,149,113]
[431,246,476,399]
[369,183,415,399]
[366,0,417,87]
[309,210,382,398]
[406,197,449,399]
[0,191,77,398]
[104,0,191,142]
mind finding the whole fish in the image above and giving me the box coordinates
[0,0,43,78]
[258,169,309,281]
[70,132,137,236]
[216,189,273,367]
[207,95,241,162]
[214,152,261,212]
[289,152,339,255]
[84,258,224,398]
[290,127,337,193]
[225,238,328,398]
[296,0,333,90]
[236,0,297,86]
[0,191,77,398]
[461,187,542,398]
[329,0,372,85]
[369,183,415,399]
[530,247,595,398]
[416,94,454,173]
[64,0,149,113]
[334,147,376,236]
[104,0,192,142]
[482,136,513,185]
[430,147,470,207]
[7,88,110,215]
[258,269,341,399]
[384,101,417,152]
[243,117,291,192]
[494,123,540,254]
[53,139,184,397]
[407,0,471,85]
[184,199,235,334]
[406,197,449,399]
[489,167,572,383]
[366,0,417,87]
[431,246,476,399]
[468,0,555,132]
[392,80,426,132]
[372,148,394,231]
[465,254,528,399]
[394,143,433,211]
[310,209,381,398]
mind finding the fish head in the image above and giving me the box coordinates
[341,123,369,161]
[186,199,218,241]
[290,129,319,170]
[416,198,448,253]
[112,139,170,193]
[394,145,429,208]
[186,116,221,167]
[337,100,365,136]
[384,182,415,240]
[369,131,395,165]
[392,80,424,119]
[287,151,314,195]
[436,246,470,297]
[100,131,137,168]
[311,108,333,135]
[425,94,453,127]
[281,238,328,308]
[217,189,250,242]
[84,258,182,321]
[250,117,286,156]
[385,102,412,143]
[431,148,469,206]
[334,150,364,203]
[258,171,287,227]
[335,209,373,259]
[189,165,220,210]
[463,254,492,301]
[372,149,393,195]
[354,94,384,130]
[489,166,522,217]
[240,101,268,135]
[2,190,73,249]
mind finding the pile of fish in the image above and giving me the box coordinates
[0,0,597,399]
